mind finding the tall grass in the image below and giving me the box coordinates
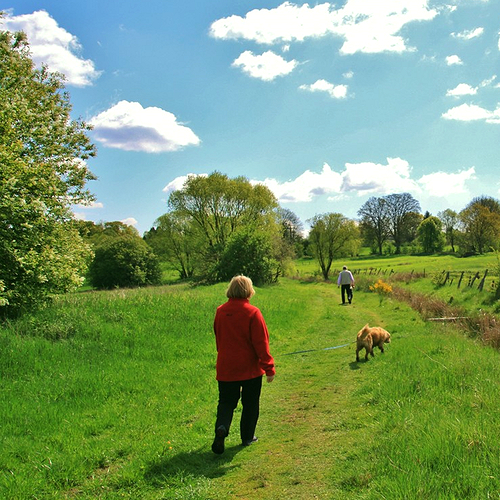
[1,272,500,498]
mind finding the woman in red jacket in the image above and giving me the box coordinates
[211,275,275,455]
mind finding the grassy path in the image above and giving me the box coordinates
[206,282,397,499]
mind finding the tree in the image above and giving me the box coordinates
[88,236,162,289]
[438,209,459,252]
[215,228,279,286]
[417,216,445,254]
[357,197,389,255]
[460,197,500,254]
[278,207,304,257]
[143,212,203,279]
[164,172,281,282]
[384,193,421,253]
[308,213,360,280]
[0,27,96,316]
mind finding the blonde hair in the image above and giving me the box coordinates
[226,275,255,299]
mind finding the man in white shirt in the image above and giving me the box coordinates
[337,265,355,305]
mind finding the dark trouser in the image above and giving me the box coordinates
[215,376,262,443]
[341,284,352,304]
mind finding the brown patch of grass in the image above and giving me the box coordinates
[391,285,500,350]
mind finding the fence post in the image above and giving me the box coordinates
[470,272,480,288]
[478,269,488,291]
[457,271,464,289]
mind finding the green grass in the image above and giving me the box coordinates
[1,266,500,498]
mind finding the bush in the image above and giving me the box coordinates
[215,230,279,286]
[88,237,162,289]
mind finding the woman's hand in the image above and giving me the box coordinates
[266,375,275,383]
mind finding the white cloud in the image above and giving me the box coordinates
[340,158,420,195]
[451,27,484,40]
[232,50,298,81]
[121,217,138,227]
[89,101,201,153]
[258,163,343,202]
[164,159,476,207]
[210,1,437,55]
[74,201,104,209]
[480,75,497,87]
[4,10,101,87]
[446,55,463,65]
[418,167,476,197]
[446,83,477,97]
[442,103,500,123]
[210,2,333,44]
[162,173,207,194]
[299,79,348,99]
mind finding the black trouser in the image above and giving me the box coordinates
[341,284,352,304]
[214,376,262,443]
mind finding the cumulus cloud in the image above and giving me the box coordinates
[446,83,477,97]
[340,158,420,195]
[417,167,476,197]
[4,10,101,87]
[232,50,298,81]
[162,173,207,194]
[259,163,343,202]
[163,159,476,207]
[299,79,348,99]
[121,217,138,227]
[446,55,463,65]
[451,27,484,40]
[442,103,500,123]
[210,1,437,55]
[89,101,201,153]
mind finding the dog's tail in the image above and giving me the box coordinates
[357,324,371,340]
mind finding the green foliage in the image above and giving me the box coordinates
[152,172,282,284]
[308,212,360,280]
[88,236,162,289]
[460,196,500,254]
[0,28,96,316]
[417,215,445,253]
[215,229,280,285]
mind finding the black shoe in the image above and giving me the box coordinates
[212,425,226,454]
[242,436,258,446]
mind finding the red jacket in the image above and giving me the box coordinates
[214,298,275,382]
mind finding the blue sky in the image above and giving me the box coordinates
[3,0,500,234]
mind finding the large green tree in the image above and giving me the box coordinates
[460,196,500,254]
[155,172,283,282]
[384,193,421,254]
[417,216,445,254]
[357,196,389,255]
[438,209,460,252]
[0,27,96,315]
[308,213,360,280]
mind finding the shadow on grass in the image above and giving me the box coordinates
[144,444,243,486]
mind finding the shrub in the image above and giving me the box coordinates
[215,230,279,286]
[88,237,162,289]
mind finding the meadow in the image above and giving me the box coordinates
[1,254,500,499]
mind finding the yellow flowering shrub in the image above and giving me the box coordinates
[369,279,393,305]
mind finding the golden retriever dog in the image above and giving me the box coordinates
[356,324,391,362]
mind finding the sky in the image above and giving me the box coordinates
[3,0,500,235]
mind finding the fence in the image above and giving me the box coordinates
[346,267,495,293]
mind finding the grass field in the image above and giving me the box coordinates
[1,254,500,498]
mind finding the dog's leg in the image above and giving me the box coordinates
[356,348,360,362]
